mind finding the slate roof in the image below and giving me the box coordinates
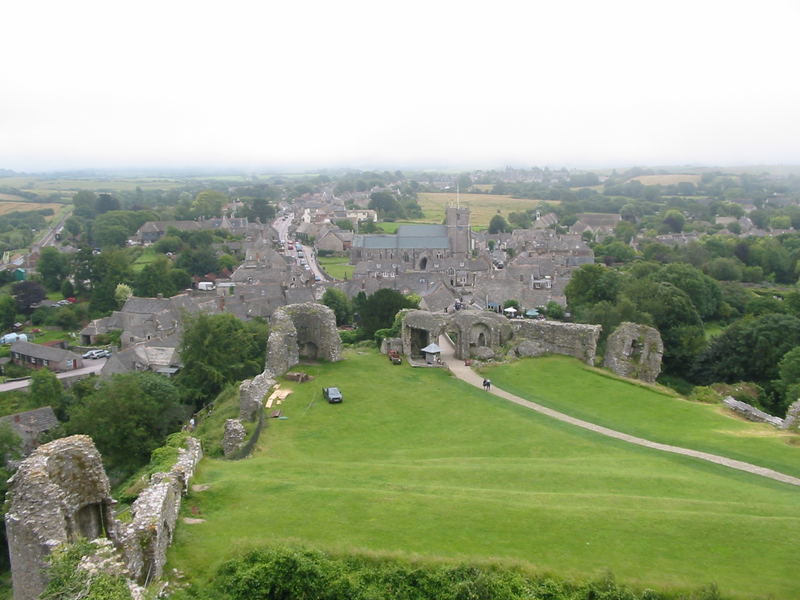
[353,224,450,250]
[10,340,81,362]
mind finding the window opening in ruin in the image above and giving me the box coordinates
[419,257,428,270]
[409,328,428,357]
[70,503,105,542]
[628,338,643,363]
[300,340,319,359]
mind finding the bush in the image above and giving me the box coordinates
[198,545,723,600]
[688,386,723,404]
[339,330,361,345]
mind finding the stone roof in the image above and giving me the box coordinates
[0,406,59,454]
[10,340,81,362]
[353,224,450,250]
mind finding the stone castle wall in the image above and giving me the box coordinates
[264,303,342,377]
[603,322,664,383]
[239,371,275,421]
[121,436,203,584]
[6,435,202,599]
[512,320,601,365]
[5,436,120,600]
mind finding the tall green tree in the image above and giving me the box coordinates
[29,368,64,410]
[177,313,267,407]
[359,289,418,339]
[488,214,511,234]
[37,247,71,291]
[0,294,17,330]
[565,263,623,307]
[322,288,353,326]
[65,372,186,480]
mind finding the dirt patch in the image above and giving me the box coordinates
[182,518,206,524]
[191,484,211,492]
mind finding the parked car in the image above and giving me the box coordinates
[323,387,343,403]
[82,349,100,359]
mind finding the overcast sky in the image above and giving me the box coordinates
[2,1,798,172]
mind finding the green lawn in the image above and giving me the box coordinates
[168,351,800,599]
[481,356,800,479]
[318,256,354,280]
[131,247,158,273]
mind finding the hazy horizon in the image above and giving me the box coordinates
[3,1,798,172]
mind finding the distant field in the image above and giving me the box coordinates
[0,193,29,202]
[0,201,63,216]
[169,351,800,599]
[630,174,702,186]
[417,192,554,228]
[0,176,187,194]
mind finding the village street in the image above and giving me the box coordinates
[0,358,106,393]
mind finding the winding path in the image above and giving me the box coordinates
[438,335,800,488]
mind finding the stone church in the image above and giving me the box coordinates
[350,206,472,268]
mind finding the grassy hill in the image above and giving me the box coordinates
[168,351,800,599]
[481,356,800,479]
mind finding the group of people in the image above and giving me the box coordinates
[482,378,492,391]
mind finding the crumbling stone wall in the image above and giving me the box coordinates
[380,337,403,355]
[264,303,342,377]
[223,420,247,458]
[5,435,120,600]
[448,310,513,360]
[121,437,202,584]
[603,322,663,383]
[400,310,447,358]
[722,397,785,428]
[239,371,275,421]
[782,400,800,431]
[512,320,600,365]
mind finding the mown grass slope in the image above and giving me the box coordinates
[168,351,800,599]
[482,356,800,479]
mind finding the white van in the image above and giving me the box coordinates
[197,282,216,291]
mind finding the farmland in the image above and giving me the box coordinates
[629,174,702,186]
[168,350,800,599]
[416,192,555,228]
[0,201,64,218]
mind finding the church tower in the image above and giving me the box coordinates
[446,205,471,258]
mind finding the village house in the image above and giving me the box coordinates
[10,341,84,372]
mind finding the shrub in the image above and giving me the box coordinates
[688,386,723,404]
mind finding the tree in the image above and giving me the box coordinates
[12,280,46,313]
[88,249,133,316]
[359,289,418,339]
[649,263,722,320]
[488,215,510,234]
[29,368,63,409]
[114,283,133,307]
[544,301,565,320]
[60,279,75,299]
[191,190,227,218]
[134,256,175,298]
[0,294,17,330]
[623,280,705,373]
[72,191,97,218]
[177,313,267,407]
[692,313,800,391]
[662,209,685,233]
[65,372,186,480]
[37,247,71,291]
[94,193,120,214]
[565,264,622,307]
[322,288,353,326]
[176,247,219,277]
[368,191,404,220]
